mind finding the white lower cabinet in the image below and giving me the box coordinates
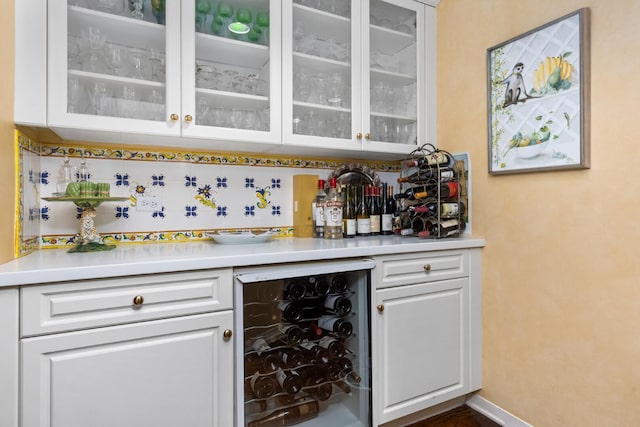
[20,270,234,427]
[0,289,19,427]
[373,250,482,425]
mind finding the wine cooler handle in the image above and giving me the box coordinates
[423,264,432,272]
[223,329,233,341]
[377,304,384,313]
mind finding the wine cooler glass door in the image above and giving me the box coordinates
[235,259,374,427]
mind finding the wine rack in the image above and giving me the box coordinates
[396,144,468,238]
[242,273,366,427]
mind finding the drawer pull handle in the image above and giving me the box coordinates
[423,264,432,272]
[377,304,384,313]
[223,329,233,340]
[132,295,144,306]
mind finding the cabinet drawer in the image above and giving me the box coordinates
[376,251,468,289]
[21,269,233,337]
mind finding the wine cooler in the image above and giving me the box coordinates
[234,259,375,427]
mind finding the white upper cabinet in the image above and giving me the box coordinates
[43,0,281,149]
[282,0,436,157]
[15,0,436,158]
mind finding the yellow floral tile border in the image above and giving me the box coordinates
[41,227,294,249]
[15,130,40,258]
[38,141,402,172]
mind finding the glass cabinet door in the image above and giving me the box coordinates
[48,0,180,136]
[181,0,281,144]
[365,0,424,153]
[282,0,360,151]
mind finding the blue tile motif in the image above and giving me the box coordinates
[185,206,197,217]
[216,206,227,217]
[29,207,39,222]
[271,178,281,188]
[153,207,166,218]
[197,184,212,199]
[28,170,35,184]
[39,171,50,185]
[115,206,129,219]
[185,176,197,187]
[216,177,227,188]
[245,178,255,188]
[245,205,255,216]
[152,174,165,186]
[115,173,129,186]
[41,207,50,221]
[271,205,281,216]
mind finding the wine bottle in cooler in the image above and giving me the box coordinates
[318,335,346,358]
[323,293,352,316]
[317,315,353,338]
[312,179,326,238]
[329,273,349,293]
[298,366,333,401]
[247,399,320,427]
[323,178,343,239]
[299,340,330,364]
[275,367,304,395]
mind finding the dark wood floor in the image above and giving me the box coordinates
[406,405,501,427]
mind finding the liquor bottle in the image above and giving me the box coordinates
[369,186,381,235]
[329,274,349,293]
[405,151,453,168]
[323,178,343,239]
[408,201,466,218]
[247,399,320,427]
[299,340,330,364]
[318,335,346,358]
[397,167,455,183]
[356,185,371,236]
[393,186,428,201]
[342,185,356,238]
[381,183,394,235]
[275,367,304,395]
[323,294,352,316]
[317,315,353,338]
[312,179,326,238]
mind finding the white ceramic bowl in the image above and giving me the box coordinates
[206,230,276,245]
[513,140,550,159]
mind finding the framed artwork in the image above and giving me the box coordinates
[487,8,590,174]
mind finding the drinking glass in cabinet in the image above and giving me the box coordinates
[91,81,113,116]
[195,0,211,33]
[128,0,145,19]
[82,27,106,73]
[68,77,88,114]
[128,48,149,80]
[216,2,234,37]
[105,43,125,77]
[68,36,82,70]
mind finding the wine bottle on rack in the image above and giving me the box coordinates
[307,276,330,296]
[247,374,277,400]
[298,366,333,401]
[317,315,353,338]
[299,340,330,364]
[369,186,381,236]
[394,186,428,201]
[323,294,352,316]
[405,151,453,168]
[276,367,304,395]
[283,279,306,300]
[397,167,455,183]
[247,399,320,427]
[342,185,356,238]
[408,201,465,218]
[318,335,346,358]
[276,300,303,322]
[419,218,465,238]
[329,274,349,293]
[356,185,371,236]
[381,183,393,235]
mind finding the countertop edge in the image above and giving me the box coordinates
[0,237,485,287]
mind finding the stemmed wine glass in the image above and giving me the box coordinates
[255,11,270,45]
[195,0,210,33]
[216,2,234,38]
[82,27,106,73]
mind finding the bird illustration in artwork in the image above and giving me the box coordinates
[500,62,538,107]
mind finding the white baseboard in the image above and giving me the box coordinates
[466,394,533,427]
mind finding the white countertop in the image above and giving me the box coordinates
[0,236,485,287]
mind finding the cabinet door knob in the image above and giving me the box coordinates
[223,329,233,340]
[132,295,144,305]
[170,113,179,122]
[365,132,371,140]
[184,115,193,123]
[423,264,432,272]
[377,304,384,313]
[356,132,363,140]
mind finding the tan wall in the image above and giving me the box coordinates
[0,0,15,263]
[437,0,640,426]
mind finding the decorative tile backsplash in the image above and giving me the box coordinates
[16,130,400,255]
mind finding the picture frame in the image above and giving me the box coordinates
[487,8,590,174]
